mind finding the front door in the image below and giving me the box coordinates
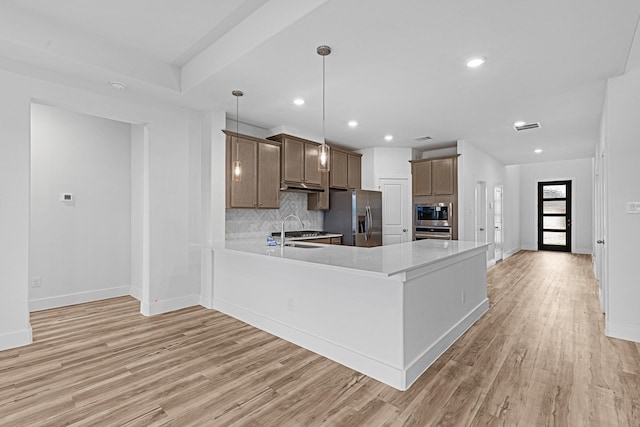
[379,178,409,245]
[538,180,572,252]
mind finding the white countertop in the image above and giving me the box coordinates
[218,238,489,277]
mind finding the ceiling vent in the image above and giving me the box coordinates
[514,122,541,132]
[414,136,433,141]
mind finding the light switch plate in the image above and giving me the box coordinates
[60,193,74,202]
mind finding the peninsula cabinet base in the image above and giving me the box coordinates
[211,244,488,391]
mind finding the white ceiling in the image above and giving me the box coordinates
[1,0,639,165]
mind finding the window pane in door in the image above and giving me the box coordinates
[543,231,566,245]
[543,200,566,214]
[543,217,566,230]
[543,185,567,199]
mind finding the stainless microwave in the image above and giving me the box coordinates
[415,203,452,227]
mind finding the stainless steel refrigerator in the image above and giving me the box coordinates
[324,190,382,247]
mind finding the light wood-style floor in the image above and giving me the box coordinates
[2,251,639,426]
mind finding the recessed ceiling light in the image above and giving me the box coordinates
[293,98,305,106]
[348,120,358,128]
[513,121,526,127]
[384,135,393,142]
[466,57,486,68]
[534,148,542,154]
[108,81,127,91]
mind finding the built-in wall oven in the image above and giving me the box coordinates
[414,203,452,240]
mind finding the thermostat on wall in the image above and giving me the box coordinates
[59,193,74,202]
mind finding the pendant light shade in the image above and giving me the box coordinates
[317,45,331,172]
[232,90,244,182]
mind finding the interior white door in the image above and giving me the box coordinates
[379,178,409,245]
[595,151,608,313]
[494,185,503,262]
[475,181,487,244]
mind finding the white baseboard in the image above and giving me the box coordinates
[212,297,489,391]
[30,286,130,312]
[605,320,640,343]
[129,286,142,301]
[199,294,213,309]
[487,259,496,268]
[574,248,593,255]
[503,248,520,259]
[0,326,33,351]
[140,294,200,316]
[212,297,404,389]
[404,298,490,389]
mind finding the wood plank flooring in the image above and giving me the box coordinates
[1,250,639,426]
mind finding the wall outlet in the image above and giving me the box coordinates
[31,276,42,288]
[461,290,466,304]
[288,297,295,312]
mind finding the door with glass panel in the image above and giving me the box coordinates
[538,180,571,252]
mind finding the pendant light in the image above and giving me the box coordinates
[317,45,331,172]
[232,90,244,182]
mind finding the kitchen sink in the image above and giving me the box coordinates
[283,242,322,249]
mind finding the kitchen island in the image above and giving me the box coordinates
[207,238,489,391]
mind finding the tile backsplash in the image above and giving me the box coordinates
[226,192,323,239]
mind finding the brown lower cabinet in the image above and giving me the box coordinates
[225,130,281,209]
[298,236,342,245]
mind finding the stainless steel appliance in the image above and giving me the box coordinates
[324,190,382,247]
[414,226,452,240]
[414,202,452,226]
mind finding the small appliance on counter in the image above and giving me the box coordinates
[324,190,382,247]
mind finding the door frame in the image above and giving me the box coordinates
[537,179,572,252]
[377,174,411,245]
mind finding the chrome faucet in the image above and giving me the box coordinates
[281,214,304,246]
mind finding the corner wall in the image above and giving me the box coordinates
[29,103,132,311]
[518,158,594,254]
[0,68,205,349]
[604,66,640,342]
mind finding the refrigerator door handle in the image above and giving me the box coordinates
[366,206,373,240]
[363,206,369,241]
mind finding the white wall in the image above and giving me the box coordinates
[504,165,521,257]
[518,158,594,254]
[359,147,412,191]
[0,68,208,350]
[0,73,31,350]
[457,141,506,263]
[604,66,640,342]
[30,104,132,310]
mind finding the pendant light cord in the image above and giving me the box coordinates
[322,54,326,144]
[236,94,239,160]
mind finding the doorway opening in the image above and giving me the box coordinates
[537,180,572,252]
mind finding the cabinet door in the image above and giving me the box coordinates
[330,150,348,189]
[230,137,257,208]
[330,237,342,245]
[432,158,454,195]
[307,171,329,210]
[347,154,361,189]
[282,138,304,183]
[304,142,321,185]
[412,161,432,196]
[257,143,281,208]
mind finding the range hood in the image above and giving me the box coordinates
[280,181,324,193]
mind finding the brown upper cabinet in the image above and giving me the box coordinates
[225,130,281,209]
[410,155,458,196]
[307,171,330,210]
[267,134,322,189]
[330,148,362,190]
